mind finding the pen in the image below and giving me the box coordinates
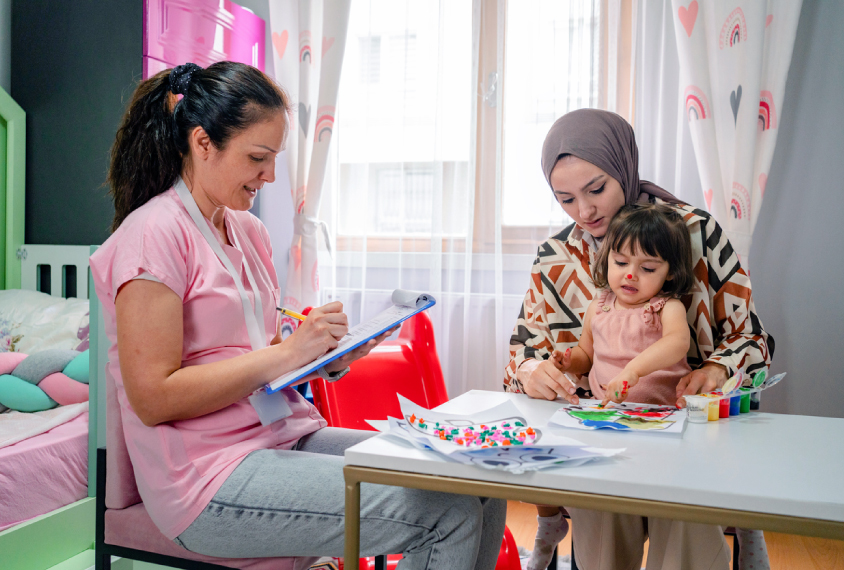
[277,307,306,321]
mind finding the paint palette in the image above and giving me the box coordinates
[697,371,787,421]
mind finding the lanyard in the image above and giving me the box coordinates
[174,178,266,352]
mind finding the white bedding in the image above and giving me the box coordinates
[0,289,89,353]
[0,402,88,449]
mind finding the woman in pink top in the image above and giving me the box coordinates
[90,62,505,569]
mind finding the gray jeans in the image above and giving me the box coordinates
[175,427,507,570]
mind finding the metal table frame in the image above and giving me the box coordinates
[343,465,844,569]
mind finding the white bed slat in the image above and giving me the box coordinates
[19,245,91,299]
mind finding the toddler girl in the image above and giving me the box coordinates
[527,203,695,570]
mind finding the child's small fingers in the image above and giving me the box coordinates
[562,347,572,366]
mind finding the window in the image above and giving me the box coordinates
[329,0,630,254]
[502,0,602,228]
[358,36,381,84]
[333,0,472,250]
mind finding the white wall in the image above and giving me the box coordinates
[749,0,844,418]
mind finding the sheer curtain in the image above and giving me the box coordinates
[317,0,627,398]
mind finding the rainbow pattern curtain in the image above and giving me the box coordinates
[671,0,801,262]
[269,0,351,332]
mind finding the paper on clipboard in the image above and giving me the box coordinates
[267,289,436,392]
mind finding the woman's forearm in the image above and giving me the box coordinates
[116,279,335,427]
[133,343,310,426]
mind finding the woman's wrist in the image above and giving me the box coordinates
[517,358,542,385]
[701,362,729,387]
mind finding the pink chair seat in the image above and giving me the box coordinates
[104,504,311,570]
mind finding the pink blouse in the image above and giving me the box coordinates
[588,290,692,406]
[90,188,326,539]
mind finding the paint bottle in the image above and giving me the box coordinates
[729,395,741,416]
[739,389,751,413]
[685,395,709,423]
[750,391,761,410]
[719,397,730,418]
[707,396,720,421]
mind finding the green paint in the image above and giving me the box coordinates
[568,409,621,422]
[752,370,767,388]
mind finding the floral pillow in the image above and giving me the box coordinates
[0,290,90,353]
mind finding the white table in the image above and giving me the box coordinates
[343,390,844,568]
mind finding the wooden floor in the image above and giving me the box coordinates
[506,501,844,569]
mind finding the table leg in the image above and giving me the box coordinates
[345,478,361,570]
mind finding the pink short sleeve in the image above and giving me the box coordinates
[105,205,192,302]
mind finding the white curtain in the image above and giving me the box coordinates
[268,0,352,334]
[669,0,802,261]
[316,0,626,398]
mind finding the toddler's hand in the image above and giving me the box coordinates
[550,348,572,371]
[601,369,639,407]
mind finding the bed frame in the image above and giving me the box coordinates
[0,86,104,570]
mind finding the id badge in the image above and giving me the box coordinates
[249,388,293,426]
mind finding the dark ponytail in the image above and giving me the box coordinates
[108,62,289,231]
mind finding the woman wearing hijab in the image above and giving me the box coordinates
[505,109,773,570]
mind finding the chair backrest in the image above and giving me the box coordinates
[105,367,142,509]
[311,312,448,431]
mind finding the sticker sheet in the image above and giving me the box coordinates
[550,399,688,437]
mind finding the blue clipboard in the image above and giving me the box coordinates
[267,297,436,393]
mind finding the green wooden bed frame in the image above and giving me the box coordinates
[0,86,99,570]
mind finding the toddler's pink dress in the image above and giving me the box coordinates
[588,290,691,405]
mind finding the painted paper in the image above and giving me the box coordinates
[550,399,688,437]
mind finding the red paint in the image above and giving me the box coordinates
[719,398,730,418]
[627,274,633,279]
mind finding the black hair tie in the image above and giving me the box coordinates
[169,63,202,95]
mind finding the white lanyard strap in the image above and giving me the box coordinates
[174,179,266,352]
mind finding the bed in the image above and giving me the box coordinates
[0,85,100,570]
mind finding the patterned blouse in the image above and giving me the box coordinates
[504,200,773,393]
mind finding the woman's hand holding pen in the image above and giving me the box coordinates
[283,302,349,366]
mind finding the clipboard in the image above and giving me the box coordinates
[267,289,436,393]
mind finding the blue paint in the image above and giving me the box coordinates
[729,395,741,416]
[583,420,630,430]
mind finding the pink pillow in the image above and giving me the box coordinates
[38,372,89,405]
[0,352,27,375]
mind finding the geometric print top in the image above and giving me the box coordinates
[504,200,774,394]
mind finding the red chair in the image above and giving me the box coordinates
[309,311,520,570]
[311,311,448,428]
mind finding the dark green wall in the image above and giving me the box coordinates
[11,0,142,245]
